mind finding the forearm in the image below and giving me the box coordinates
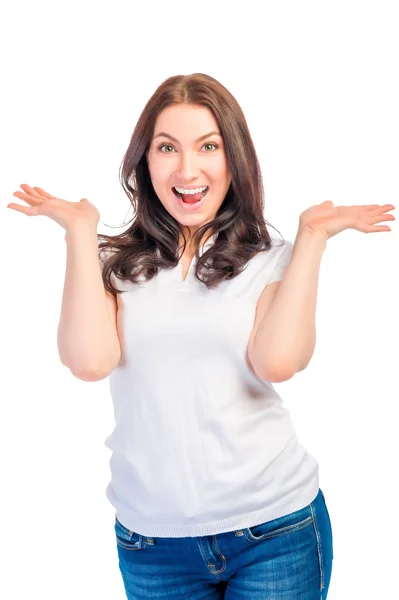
[57,226,121,377]
[253,229,327,380]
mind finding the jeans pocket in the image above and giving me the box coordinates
[114,517,143,551]
[244,505,313,543]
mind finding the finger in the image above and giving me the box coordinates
[377,204,395,212]
[7,203,41,216]
[367,205,395,216]
[32,186,55,199]
[369,214,395,224]
[362,223,391,233]
[12,191,43,206]
[19,184,45,199]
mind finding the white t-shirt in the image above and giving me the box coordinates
[101,234,319,537]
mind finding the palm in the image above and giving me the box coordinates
[8,184,100,231]
[299,200,395,240]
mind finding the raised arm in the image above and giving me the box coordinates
[249,200,395,382]
[249,229,326,382]
[57,226,122,380]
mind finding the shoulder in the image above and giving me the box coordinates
[263,240,294,282]
[247,239,293,298]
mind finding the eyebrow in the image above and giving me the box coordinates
[153,130,221,143]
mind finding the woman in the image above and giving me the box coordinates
[8,73,395,599]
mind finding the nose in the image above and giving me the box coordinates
[177,151,201,180]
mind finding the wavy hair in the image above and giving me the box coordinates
[98,73,284,295]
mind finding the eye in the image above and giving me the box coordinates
[157,143,175,153]
[203,143,219,152]
[156,142,220,153]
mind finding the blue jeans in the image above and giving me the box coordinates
[114,488,333,599]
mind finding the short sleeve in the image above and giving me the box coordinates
[268,240,294,284]
[250,240,294,301]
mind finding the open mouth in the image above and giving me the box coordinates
[172,186,209,203]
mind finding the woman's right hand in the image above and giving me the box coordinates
[7,184,100,232]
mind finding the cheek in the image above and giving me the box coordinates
[152,157,175,179]
[211,154,229,175]
[148,161,169,186]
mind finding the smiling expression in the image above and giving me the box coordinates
[146,104,232,244]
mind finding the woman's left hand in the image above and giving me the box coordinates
[298,200,395,241]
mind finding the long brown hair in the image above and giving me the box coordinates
[98,73,284,296]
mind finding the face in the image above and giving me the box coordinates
[146,103,232,247]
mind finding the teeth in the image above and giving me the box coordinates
[174,186,208,195]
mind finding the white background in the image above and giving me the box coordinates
[1,1,398,598]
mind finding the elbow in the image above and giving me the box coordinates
[253,360,296,382]
[70,368,109,382]
[250,355,296,383]
[256,360,301,382]
[262,370,295,383]
[69,355,121,382]
[260,348,315,382]
[263,359,311,382]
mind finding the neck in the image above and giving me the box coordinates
[179,229,213,250]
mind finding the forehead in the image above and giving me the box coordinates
[154,104,219,137]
